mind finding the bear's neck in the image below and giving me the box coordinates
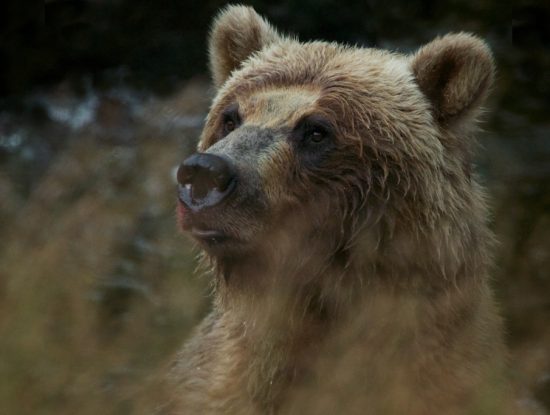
[210,258,489,413]
[205,221,492,410]
[211,266,343,411]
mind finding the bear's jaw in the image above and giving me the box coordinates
[209,242,362,324]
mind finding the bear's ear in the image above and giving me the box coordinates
[209,5,281,88]
[411,33,495,126]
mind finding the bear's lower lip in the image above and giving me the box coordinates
[191,227,230,244]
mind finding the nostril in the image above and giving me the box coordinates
[214,171,232,192]
[177,153,237,210]
[176,165,192,187]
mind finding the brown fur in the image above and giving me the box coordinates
[166,5,513,415]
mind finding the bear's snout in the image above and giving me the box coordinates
[177,153,237,211]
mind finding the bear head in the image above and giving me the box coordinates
[176,5,495,296]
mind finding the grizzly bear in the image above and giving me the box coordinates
[168,5,511,415]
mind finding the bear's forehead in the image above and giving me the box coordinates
[240,87,321,127]
[205,41,427,145]
[216,41,417,120]
[236,42,411,89]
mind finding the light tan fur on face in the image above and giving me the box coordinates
[167,5,515,415]
[256,140,295,207]
[241,87,321,128]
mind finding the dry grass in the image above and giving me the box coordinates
[0,80,212,415]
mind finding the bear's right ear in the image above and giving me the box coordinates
[209,5,281,88]
[411,33,495,128]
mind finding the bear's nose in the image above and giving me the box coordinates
[177,153,237,210]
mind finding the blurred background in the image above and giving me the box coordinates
[0,1,548,414]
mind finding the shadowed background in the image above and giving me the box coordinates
[0,0,548,414]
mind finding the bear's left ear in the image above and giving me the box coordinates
[411,33,495,127]
[209,5,282,88]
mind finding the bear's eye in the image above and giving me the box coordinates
[296,115,333,147]
[221,104,241,137]
[291,115,334,165]
[224,118,236,134]
[305,127,326,144]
